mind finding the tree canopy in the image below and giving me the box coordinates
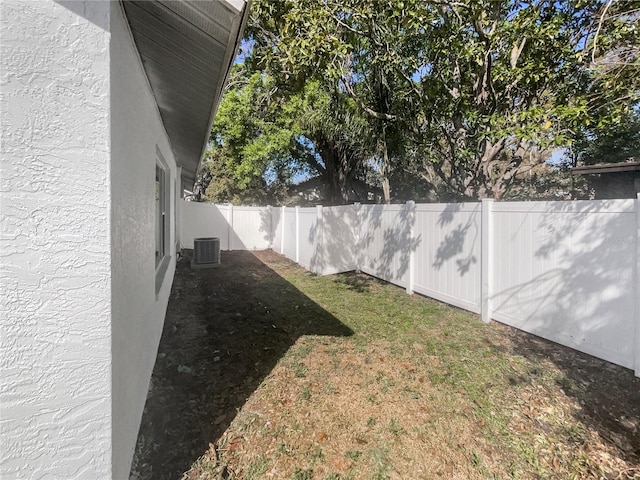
[199,0,639,204]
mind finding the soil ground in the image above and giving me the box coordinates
[131,250,640,480]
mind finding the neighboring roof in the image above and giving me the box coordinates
[291,176,327,191]
[572,159,640,175]
[122,0,249,185]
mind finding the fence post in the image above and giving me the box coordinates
[635,193,640,377]
[281,206,286,254]
[227,203,234,251]
[354,203,361,273]
[406,201,416,295]
[295,206,300,264]
[481,199,494,323]
[315,205,324,276]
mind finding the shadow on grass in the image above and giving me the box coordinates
[501,328,640,466]
[332,271,382,293]
[132,251,353,480]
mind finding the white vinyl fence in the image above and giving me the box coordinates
[180,203,272,250]
[281,207,297,261]
[181,198,640,376]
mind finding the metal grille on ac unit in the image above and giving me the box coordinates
[191,237,221,268]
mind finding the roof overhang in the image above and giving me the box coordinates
[122,0,249,185]
[572,160,640,175]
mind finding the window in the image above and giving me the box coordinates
[155,152,171,294]
[155,163,167,267]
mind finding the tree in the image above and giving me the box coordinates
[203,60,380,205]
[568,0,640,167]
[247,0,639,200]
[195,147,285,205]
[296,85,377,203]
[570,109,640,166]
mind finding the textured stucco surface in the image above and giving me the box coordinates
[1,2,178,478]
[0,1,112,478]
[110,3,177,479]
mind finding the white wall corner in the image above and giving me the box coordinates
[0,1,113,478]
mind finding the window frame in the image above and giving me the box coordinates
[155,150,171,294]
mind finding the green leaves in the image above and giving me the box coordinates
[232,0,638,201]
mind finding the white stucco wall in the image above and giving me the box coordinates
[1,1,112,478]
[109,3,178,479]
[2,2,179,478]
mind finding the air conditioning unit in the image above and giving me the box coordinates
[191,237,221,269]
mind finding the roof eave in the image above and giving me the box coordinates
[572,161,640,175]
[122,0,249,184]
[194,0,251,184]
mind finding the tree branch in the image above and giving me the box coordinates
[592,0,615,63]
[340,77,397,121]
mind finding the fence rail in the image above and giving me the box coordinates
[180,198,640,377]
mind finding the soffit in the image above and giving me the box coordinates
[573,160,640,175]
[122,0,248,182]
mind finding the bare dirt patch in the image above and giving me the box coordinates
[132,250,640,480]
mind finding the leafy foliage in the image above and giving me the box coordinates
[246,0,639,200]
[201,0,639,203]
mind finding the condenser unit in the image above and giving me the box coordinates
[191,237,221,269]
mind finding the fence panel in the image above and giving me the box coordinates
[282,207,297,261]
[180,201,229,250]
[180,198,640,376]
[321,205,358,275]
[491,200,636,369]
[359,204,411,288]
[231,206,272,250]
[271,207,282,254]
[412,203,482,313]
[297,208,319,271]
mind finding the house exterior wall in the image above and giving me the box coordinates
[110,3,178,479]
[590,172,640,199]
[1,1,112,478]
[1,2,179,477]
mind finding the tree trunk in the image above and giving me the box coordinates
[381,127,391,204]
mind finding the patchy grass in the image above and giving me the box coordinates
[139,250,640,480]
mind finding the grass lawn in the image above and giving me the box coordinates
[134,250,640,480]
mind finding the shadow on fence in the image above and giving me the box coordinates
[310,206,358,276]
[177,198,640,467]
[357,204,420,284]
[489,201,635,363]
[259,207,275,247]
[433,203,479,276]
[133,251,353,480]
[485,200,640,463]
